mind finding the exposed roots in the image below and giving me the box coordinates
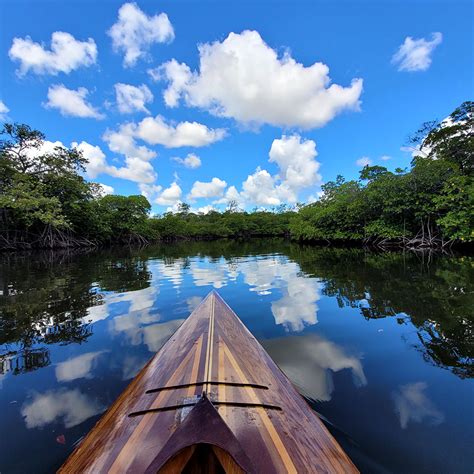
[0,226,152,251]
[363,220,454,254]
[0,226,98,251]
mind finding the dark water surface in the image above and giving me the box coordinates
[0,239,473,473]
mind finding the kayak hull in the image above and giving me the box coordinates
[59,291,358,473]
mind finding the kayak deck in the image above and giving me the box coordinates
[59,291,358,473]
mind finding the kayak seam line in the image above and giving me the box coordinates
[128,401,282,417]
[145,381,269,393]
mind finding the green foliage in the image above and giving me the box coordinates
[1,123,87,175]
[434,175,474,241]
[414,101,473,174]
[97,195,152,239]
[0,123,154,246]
[290,179,366,240]
[0,123,90,234]
[291,102,473,244]
[149,209,294,240]
[0,174,68,228]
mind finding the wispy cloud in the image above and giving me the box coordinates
[0,100,9,120]
[392,33,442,72]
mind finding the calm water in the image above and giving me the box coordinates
[0,239,472,473]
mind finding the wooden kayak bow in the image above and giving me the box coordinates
[59,291,358,473]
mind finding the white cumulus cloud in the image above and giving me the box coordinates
[155,181,182,206]
[240,135,322,206]
[195,205,217,214]
[103,123,156,161]
[110,156,156,183]
[213,185,240,205]
[147,66,162,82]
[269,134,321,192]
[241,168,281,206]
[45,84,104,119]
[135,115,226,148]
[188,177,227,201]
[9,31,97,76]
[73,139,157,184]
[139,183,162,201]
[115,83,153,114]
[108,2,174,67]
[172,153,202,169]
[103,116,225,157]
[392,33,442,72]
[159,30,363,129]
[100,123,163,184]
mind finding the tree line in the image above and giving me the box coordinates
[291,101,473,249]
[0,101,472,250]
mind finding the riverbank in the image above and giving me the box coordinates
[1,231,472,254]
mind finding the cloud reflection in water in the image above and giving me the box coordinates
[55,351,105,382]
[190,259,236,289]
[263,334,367,402]
[154,259,185,288]
[392,382,444,429]
[21,389,103,429]
[240,258,322,332]
[271,277,322,332]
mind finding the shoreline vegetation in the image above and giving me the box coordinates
[0,101,472,252]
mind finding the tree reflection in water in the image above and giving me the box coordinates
[0,241,472,380]
[0,249,151,375]
[287,246,473,379]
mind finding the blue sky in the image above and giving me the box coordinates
[1,0,472,213]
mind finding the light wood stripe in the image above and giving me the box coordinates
[203,299,212,392]
[217,339,226,418]
[186,335,204,397]
[207,295,215,393]
[223,344,297,474]
[203,294,215,394]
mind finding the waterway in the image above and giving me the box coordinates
[0,240,472,472]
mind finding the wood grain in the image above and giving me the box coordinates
[58,291,358,473]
